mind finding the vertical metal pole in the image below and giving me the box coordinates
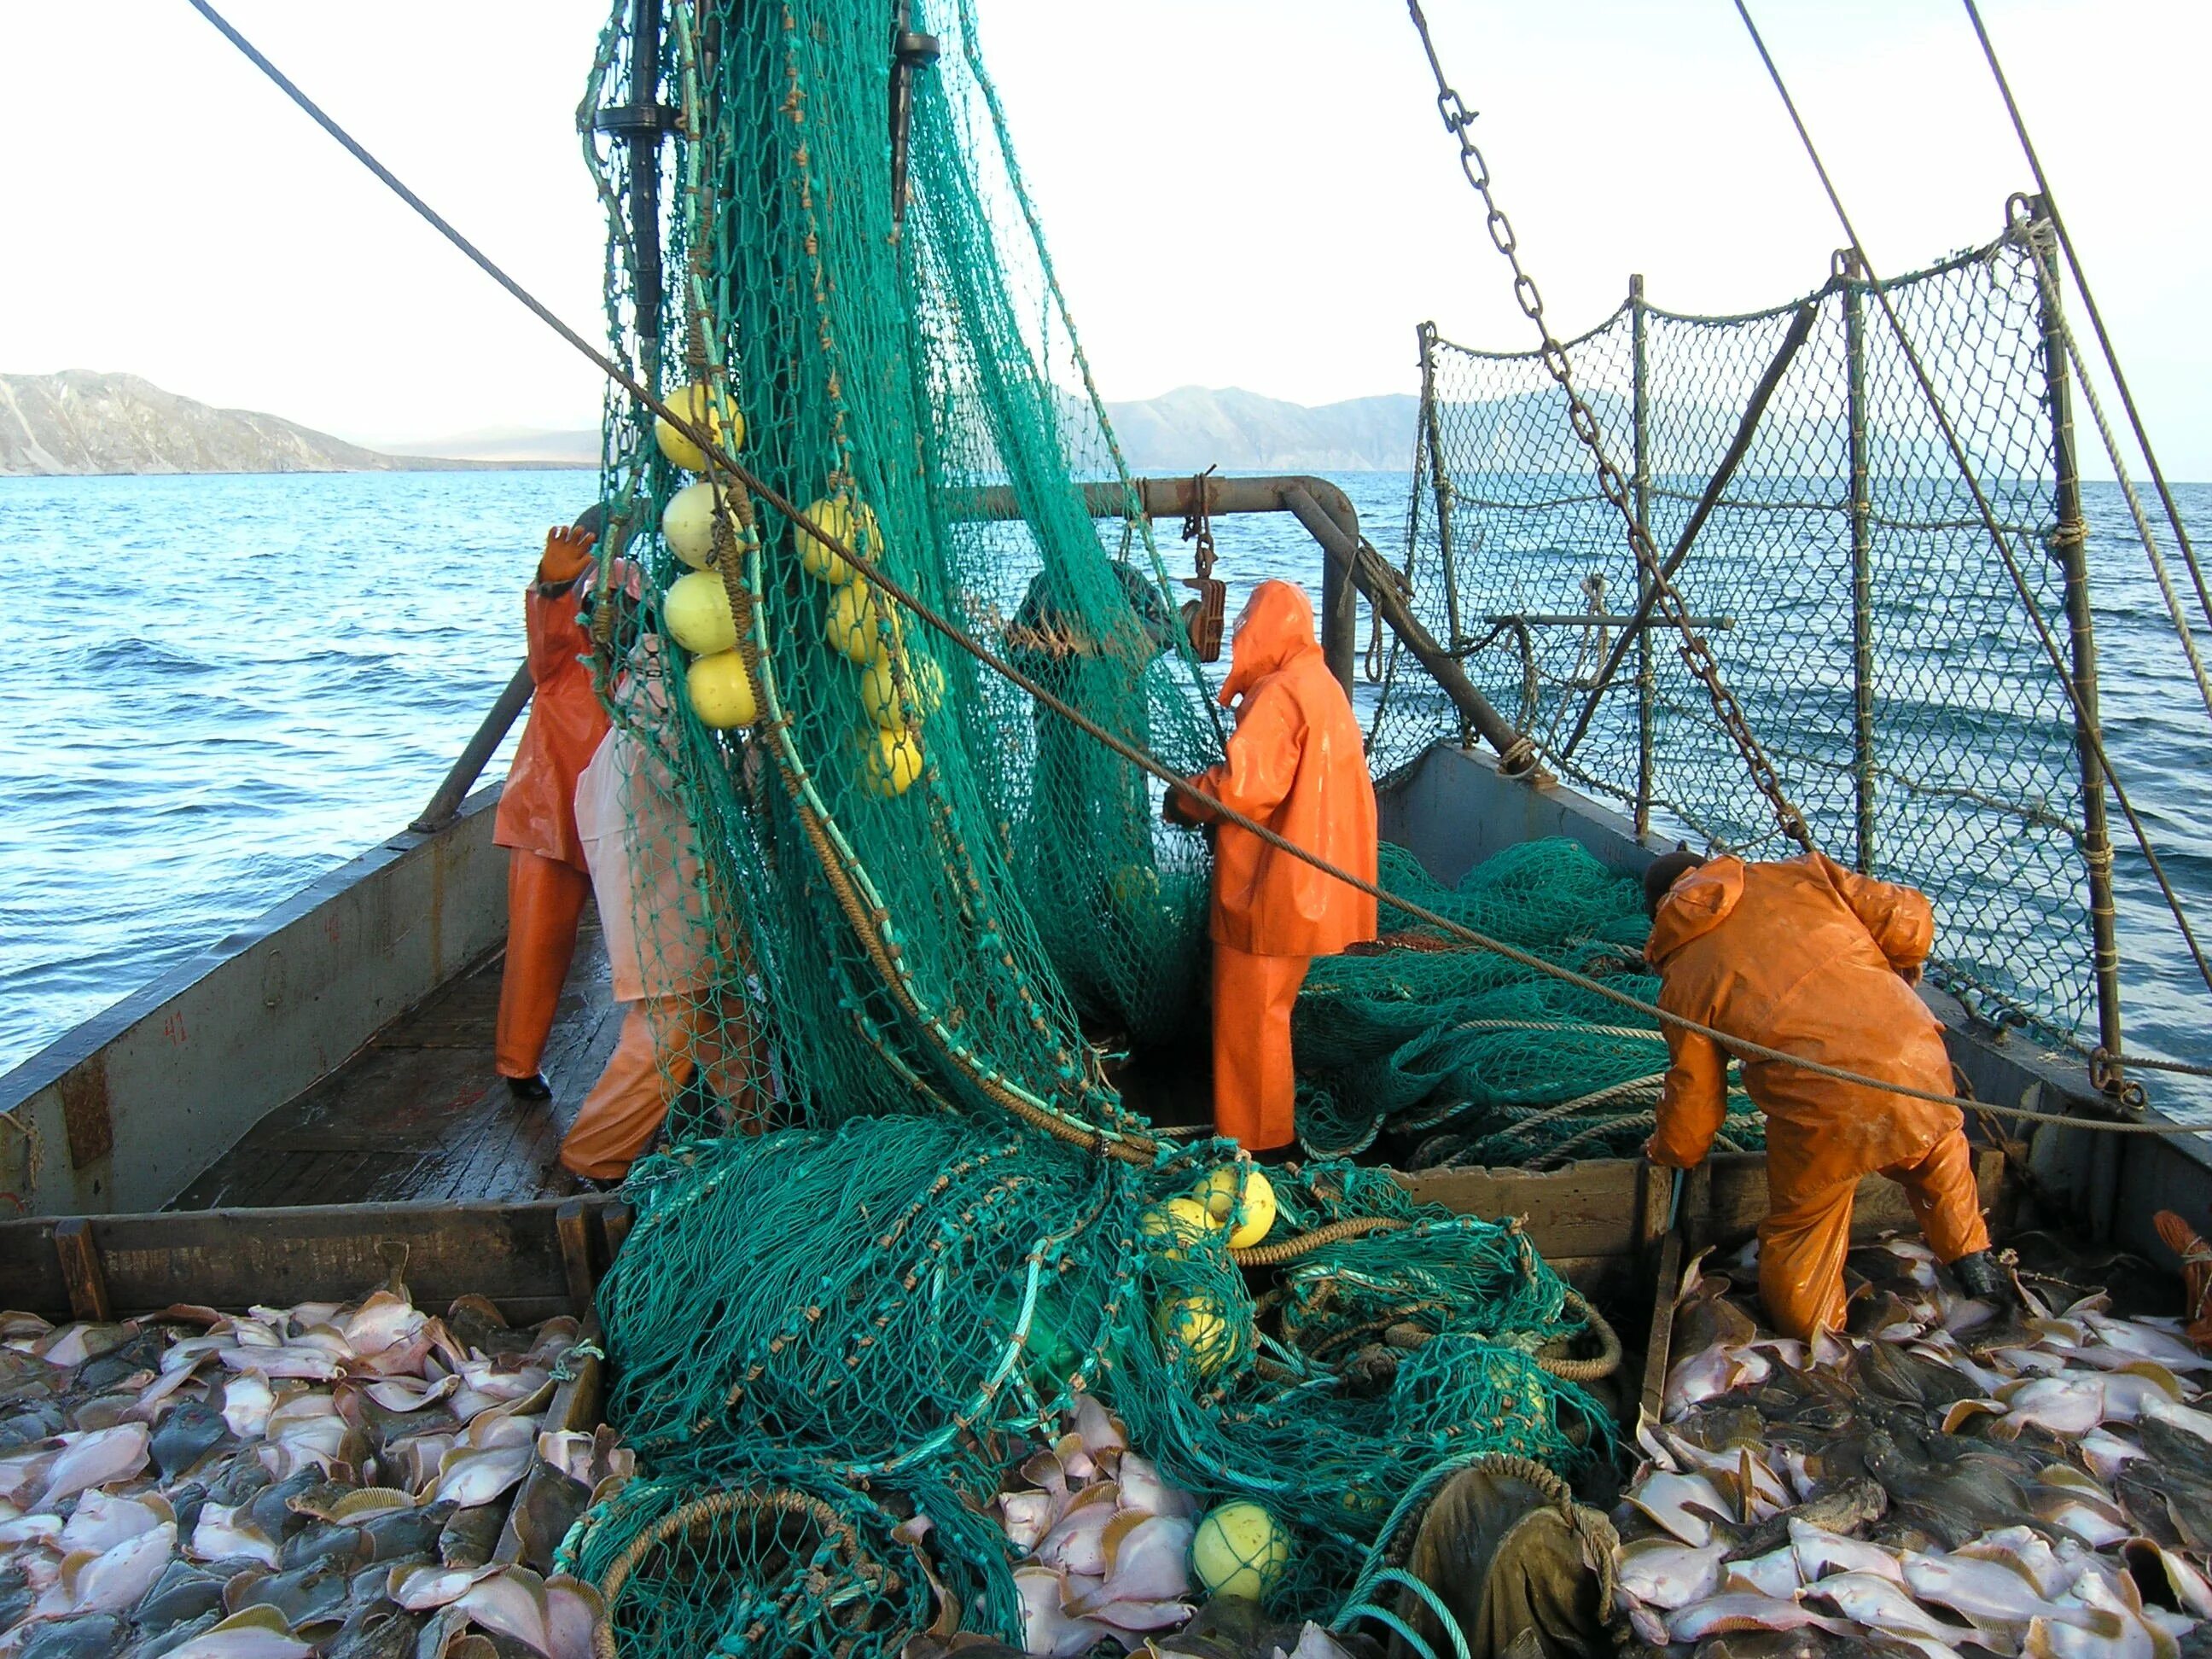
[1842,253,1877,873]
[629,0,666,384]
[2034,201,2126,1085]
[1630,276,1655,837]
[1418,323,1470,748]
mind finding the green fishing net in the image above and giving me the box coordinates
[562,1,1637,1652]
[570,1115,1611,1652]
[1295,841,1762,1167]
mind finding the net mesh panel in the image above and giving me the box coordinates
[565,2,1616,1651]
[1295,841,1760,1166]
[1377,232,2090,1039]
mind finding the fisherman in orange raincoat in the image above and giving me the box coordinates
[492,508,612,1102]
[1641,848,2005,1339]
[1166,580,1378,1155]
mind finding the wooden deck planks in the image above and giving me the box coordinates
[168,908,622,1212]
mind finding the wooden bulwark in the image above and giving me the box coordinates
[0,1153,2005,1324]
[0,1199,631,1324]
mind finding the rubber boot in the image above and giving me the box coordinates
[1952,1249,2011,1303]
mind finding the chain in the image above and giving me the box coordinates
[1179,464,1219,579]
[1402,0,1815,853]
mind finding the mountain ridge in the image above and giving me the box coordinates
[0,372,584,477]
[0,373,1422,477]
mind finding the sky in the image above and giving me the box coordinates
[1,1,2205,469]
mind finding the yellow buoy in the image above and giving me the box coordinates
[862,727,924,797]
[1108,864,1161,910]
[1195,1167,1277,1250]
[826,581,896,666]
[661,480,755,570]
[859,653,946,729]
[796,497,881,585]
[1153,1293,1237,1377]
[1190,1502,1289,1600]
[685,651,757,730]
[664,570,740,656]
[654,383,744,473]
[1138,1196,1220,1259]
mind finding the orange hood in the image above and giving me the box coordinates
[1645,856,1746,965]
[1219,580,1320,706]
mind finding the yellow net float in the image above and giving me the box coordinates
[858,653,946,730]
[1190,1501,1289,1600]
[653,383,744,473]
[1136,1196,1220,1260]
[826,580,899,666]
[661,480,757,571]
[861,727,924,797]
[796,496,880,585]
[685,650,758,730]
[1152,1292,1237,1377]
[1194,1166,1277,1249]
[663,570,740,656]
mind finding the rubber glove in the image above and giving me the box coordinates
[538,525,598,586]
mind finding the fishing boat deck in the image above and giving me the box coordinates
[165,908,624,1210]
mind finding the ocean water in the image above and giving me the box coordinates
[3,469,2210,1114]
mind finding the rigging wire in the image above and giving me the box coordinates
[1726,0,2212,1027]
[1959,0,2212,643]
[180,0,2212,1137]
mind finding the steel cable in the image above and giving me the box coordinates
[183,0,2212,1138]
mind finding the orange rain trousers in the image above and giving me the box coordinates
[1177,581,1378,1150]
[493,852,591,1080]
[1758,1128,1988,1340]
[1645,852,1989,1340]
[1211,945,1311,1151]
[492,539,612,1081]
[557,992,763,1179]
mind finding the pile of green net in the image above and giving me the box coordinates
[562,0,1634,1652]
[565,1116,1611,1654]
[1295,840,1762,1167]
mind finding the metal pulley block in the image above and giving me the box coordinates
[1179,466,1225,661]
[1180,579,1226,662]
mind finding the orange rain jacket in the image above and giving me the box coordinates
[1644,853,1963,1200]
[493,540,610,873]
[1182,580,1378,957]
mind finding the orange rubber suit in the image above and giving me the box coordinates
[1171,581,1377,1150]
[492,527,611,1086]
[1644,853,1989,1340]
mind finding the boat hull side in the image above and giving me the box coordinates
[0,785,510,1217]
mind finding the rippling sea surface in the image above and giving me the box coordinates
[3,469,2210,1115]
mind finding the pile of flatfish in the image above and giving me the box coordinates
[0,1284,632,1659]
[1615,1237,2212,1657]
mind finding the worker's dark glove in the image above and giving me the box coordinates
[1951,1249,2012,1305]
[538,525,597,586]
[1162,783,1202,827]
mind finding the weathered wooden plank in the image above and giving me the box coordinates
[0,1199,615,1322]
[1639,1231,1682,1430]
[1400,1146,2011,1269]
[53,1218,111,1322]
[1396,1159,1645,1260]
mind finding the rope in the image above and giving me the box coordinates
[182,0,2212,1140]
[1959,0,2212,646]
[1728,0,2212,1028]
[591,1487,917,1659]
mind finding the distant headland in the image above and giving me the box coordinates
[1,371,1419,478]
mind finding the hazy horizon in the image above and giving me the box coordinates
[3,2,2204,468]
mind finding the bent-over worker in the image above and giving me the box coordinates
[492,507,612,1102]
[1166,580,1377,1156]
[1641,849,2005,1340]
